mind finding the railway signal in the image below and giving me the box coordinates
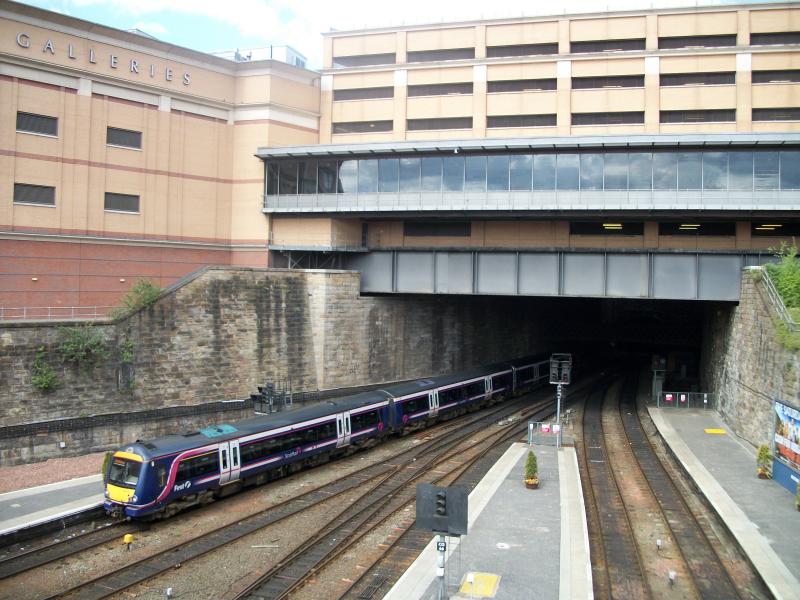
[550,353,572,448]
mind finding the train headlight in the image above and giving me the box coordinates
[130,494,138,503]
[104,489,109,498]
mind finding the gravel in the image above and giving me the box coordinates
[0,452,107,494]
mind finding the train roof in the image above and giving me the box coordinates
[121,389,392,459]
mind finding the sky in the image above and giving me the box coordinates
[16,0,782,69]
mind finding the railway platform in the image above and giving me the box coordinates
[0,475,103,537]
[649,407,800,600]
[383,441,591,600]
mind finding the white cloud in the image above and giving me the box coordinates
[132,21,167,36]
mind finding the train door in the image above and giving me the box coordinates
[218,440,241,485]
[428,390,439,418]
[485,377,493,400]
[336,412,352,447]
[512,367,518,394]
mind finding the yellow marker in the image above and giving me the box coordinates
[123,533,134,550]
[704,428,726,435]
[459,572,501,597]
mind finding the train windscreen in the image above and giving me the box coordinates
[108,457,142,487]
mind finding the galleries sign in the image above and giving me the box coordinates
[774,400,800,473]
[15,32,191,85]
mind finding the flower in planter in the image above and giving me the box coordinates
[525,450,539,489]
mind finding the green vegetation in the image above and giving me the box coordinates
[31,346,60,392]
[764,243,800,350]
[119,337,135,363]
[109,279,161,319]
[57,325,110,371]
[525,450,538,481]
[756,443,772,478]
[101,451,113,482]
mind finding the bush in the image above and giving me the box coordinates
[525,450,538,480]
[31,346,59,392]
[58,325,110,370]
[765,242,800,309]
[109,279,161,318]
[101,451,113,482]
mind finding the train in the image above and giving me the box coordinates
[103,356,550,519]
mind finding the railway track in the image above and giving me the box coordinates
[5,394,546,600]
[578,375,751,600]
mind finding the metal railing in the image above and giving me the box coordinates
[0,306,114,321]
[757,266,800,332]
[657,391,715,409]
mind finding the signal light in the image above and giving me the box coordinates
[435,491,447,516]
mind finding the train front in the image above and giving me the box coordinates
[103,445,154,518]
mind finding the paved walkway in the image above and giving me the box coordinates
[383,442,592,600]
[649,407,800,600]
[0,475,103,536]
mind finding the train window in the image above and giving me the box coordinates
[108,458,141,487]
[157,466,167,487]
[403,397,421,415]
[176,452,218,480]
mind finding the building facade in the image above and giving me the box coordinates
[2,1,800,310]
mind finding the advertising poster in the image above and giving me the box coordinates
[773,400,800,472]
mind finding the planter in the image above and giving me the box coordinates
[525,478,539,489]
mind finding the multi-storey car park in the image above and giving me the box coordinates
[1,1,800,308]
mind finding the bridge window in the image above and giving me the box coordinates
[658,34,737,49]
[407,48,475,62]
[264,150,800,197]
[753,108,800,122]
[572,75,644,89]
[333,53,396,68]
[570,222,644,235]
[659,222,736,236]
[660,72,735,87]
[487,79,557,93]
[752,222,800,236]
[752,70,800,84]
[408,82,473,96]
[570,38,645,53]
[404,221,471,236]
[443,156,465,191]
[486,43,558,58]
[333,87,394,101]
[750,32,800,46]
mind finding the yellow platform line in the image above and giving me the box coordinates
[704,428,727,435]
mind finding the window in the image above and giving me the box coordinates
[14,183,55,206]
[556,154,579,190]
[629,153,653,189]
[653,152,678,190]
[351,410,380,431]
[780,151,800,190]
[487,79,557,93]
[318,161,338,194]
[486,43,558,57]
[399,158,421,192]
[570,222,644,235]
[752,70,800,84]
[358,159,378,193]
[570,38,645,53]
[533,154,556,190]
[487,114,556,128]
[404,221,471,236]
[487,155,509,191]
[279,162,299,195]
[107,127,142,149]
[442,157,464,191]
[339,160,358,193]
[332,120,393,134]
[751,32,800,46]
[660,72,735,86]
[752,222,800,237]
[407,48,474,62]
[175,452,217,480]
[509,155,533,191]
[379,159,399,193]
[572,75,644,89]
[660,110,735,123]
[702,152,727,190]
[408,83,472,96]
[266,163,279,196]
[333,53,396,68]
[108,458,141,487]
[406,117,472,131]
[580,154,603,190]
[300,161,317,194]
[658,34,737,49]
[603,153,628,190]
[754,152,778,190]
[678,153,701,190]
[104,192,140,213]
[753,108,800,122]
[729,152,753,190]
[659,222,736,236]
[572,112,644,125]
[333,87,394,101]
[16,111,58,136]
[421,157,442,192]
[465,156,486,191]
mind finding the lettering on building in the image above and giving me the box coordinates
[15,32,191,85]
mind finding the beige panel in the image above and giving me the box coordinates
[657,12,737,37]
[660,55,736,73]
[659,122,738,133]
[331,219,363,247]
[487,126,559,138]
[752,121,800,132]
[332,71,395,89]
[569,235,644,249]
[571,88,645,112]
[332,33,397,57]
[483,221,558,247]
[330,132,395,143]
[750,9,800,33]
[367,221,403,247]
[262,121,318,147]
[331,99,395,121]
[488,63,557,80]
[230,183,267,244]
[752,52,800,70]
[272,218,333,246]
[487,91,558,115]
[570,16,646,41]
[752,84,800,108]
[235,74,270,105]
[406,95,474,118]
[407,67,474,85]
[570,124,646,136]
[659,86,736,110]
[406,27,476,51]
[485,21,559,46]
[571,58,645,77]
[267,77,320,114]
[405,129,475,141]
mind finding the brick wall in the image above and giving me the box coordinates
[701,269,800,447]
[0,267,548,463]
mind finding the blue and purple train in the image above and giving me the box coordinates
[104,356,549,519]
